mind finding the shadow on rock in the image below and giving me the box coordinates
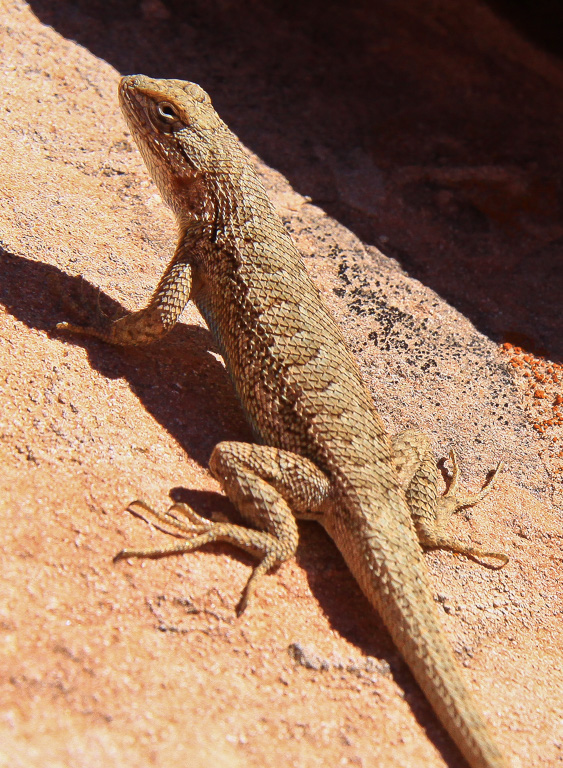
[25,0,563,361]
[0,246,252,468]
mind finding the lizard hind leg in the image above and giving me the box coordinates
[116,441,332,614]
[392,429,508,568]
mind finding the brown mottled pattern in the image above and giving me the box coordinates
[57,75,508,768]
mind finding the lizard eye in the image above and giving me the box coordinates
[157,102,180,123]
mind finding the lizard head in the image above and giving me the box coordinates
[118,75,237,226]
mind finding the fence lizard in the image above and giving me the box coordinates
[58,75,509,768]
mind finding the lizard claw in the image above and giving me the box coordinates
[126,499,213,537]
[443,451,503,509]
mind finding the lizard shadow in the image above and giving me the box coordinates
[27,0,563,363]
[0,244,463,765]
[0,246,252,468]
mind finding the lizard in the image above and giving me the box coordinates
[57,75,510,768]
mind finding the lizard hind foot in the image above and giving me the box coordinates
[425,535,509,570]
[113,498,215,562]
[443,450,503,508]
[114,499,291,613]
[128,498,214,537]
[55,286,114,341]
[236,550,279,616]
[431,452,508,569]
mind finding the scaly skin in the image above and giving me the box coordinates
[58,75,509,767]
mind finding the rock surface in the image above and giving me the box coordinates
[1,1,562,766]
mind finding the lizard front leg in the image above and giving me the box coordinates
[117,443,332,614]
[56,240,193,345]
[392,429,508,567]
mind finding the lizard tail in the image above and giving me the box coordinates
[378,571,506,768]
[336,519,507,768]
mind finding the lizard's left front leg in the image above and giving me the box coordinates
[117,442,331,613]
[56,240,193,346]
[392,429,508,567]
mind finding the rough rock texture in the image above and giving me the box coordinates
[0,1,562,767]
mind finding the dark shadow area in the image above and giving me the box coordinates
[26,0,563,361]
[486,0,563,57]
[0,245,252,467]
